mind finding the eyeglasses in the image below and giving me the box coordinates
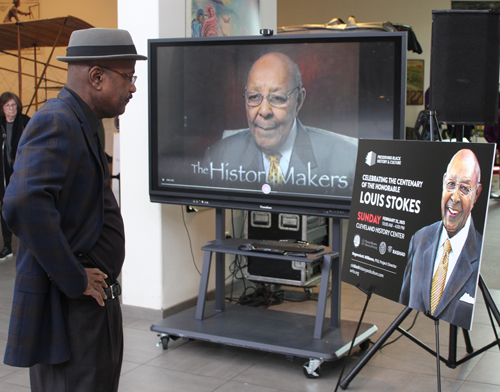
[244,86,300,108]
[445,180,478,196]
[3,103,17,109]
[101,66,137,85]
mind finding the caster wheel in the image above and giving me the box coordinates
[161,336,169,350]
[359,340,370,350]
[303,361,321,378]
[156,333,170,349]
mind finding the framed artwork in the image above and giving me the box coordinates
[407,59,424,106]
[186,0,260,38]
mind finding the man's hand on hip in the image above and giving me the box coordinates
[83,268,108,306]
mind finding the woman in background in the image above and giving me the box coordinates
[0,92,29,259]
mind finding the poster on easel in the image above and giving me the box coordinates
[342,139,495,330]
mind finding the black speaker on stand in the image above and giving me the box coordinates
[430,10,500,128]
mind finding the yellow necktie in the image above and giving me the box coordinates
[430,239,452,315]
[266,153,283,184]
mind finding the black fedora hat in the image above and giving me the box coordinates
[56,28,147,62]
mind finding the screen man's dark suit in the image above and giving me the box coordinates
[399,219,482,330]
[204,120,358,196]
[2,88,105,367]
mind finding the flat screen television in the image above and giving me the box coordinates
[149,32,407,217]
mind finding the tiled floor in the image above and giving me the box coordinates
[0,205,499,391]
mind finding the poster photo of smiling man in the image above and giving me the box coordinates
[399,149,485,330]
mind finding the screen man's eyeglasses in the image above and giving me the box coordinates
[244,86,300,108]
[101,66,137,85]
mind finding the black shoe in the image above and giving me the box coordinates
[0,246,12,260]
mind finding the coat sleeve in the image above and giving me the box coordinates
[3,104,88,298]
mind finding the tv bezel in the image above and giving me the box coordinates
[148,32,407,218]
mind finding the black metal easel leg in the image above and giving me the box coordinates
[448,324,458,367]
[435,319,442,392]
[462,329,474,354]
[485,300,500,352]
[479,276,500,351]
[448,275,500,367]
[339,307,413,390]
[479,276,500,327]
[340,275,500,390]
[334,285,372,392]
[447,324,473,368]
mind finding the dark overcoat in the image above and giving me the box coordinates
[3,87,105,367]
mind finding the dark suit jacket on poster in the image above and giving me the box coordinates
[3,88,105,367]
[204,120,358,196]
[399,220,482,330]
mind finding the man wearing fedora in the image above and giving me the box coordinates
[1,28,147,392]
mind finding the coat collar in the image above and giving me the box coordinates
[57,87,103,175]
[434,218,479,316]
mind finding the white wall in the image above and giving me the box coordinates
[118,0,163,309]
[118,0,277,312]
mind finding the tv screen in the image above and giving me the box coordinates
[149,32,407,217]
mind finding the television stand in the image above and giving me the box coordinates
[151,209,378,377]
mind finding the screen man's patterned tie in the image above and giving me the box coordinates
[265,153,283,184]
[430,239,452,315]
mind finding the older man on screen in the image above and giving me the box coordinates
[204,52,358,195]
[399,149,483,330]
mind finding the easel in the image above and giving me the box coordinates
[338,276,500,390]
[335,120,500,390]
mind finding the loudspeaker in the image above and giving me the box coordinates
[430,10,500,125]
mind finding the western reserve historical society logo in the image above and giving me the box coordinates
[353,234,361,248]
[379,241,387,255]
